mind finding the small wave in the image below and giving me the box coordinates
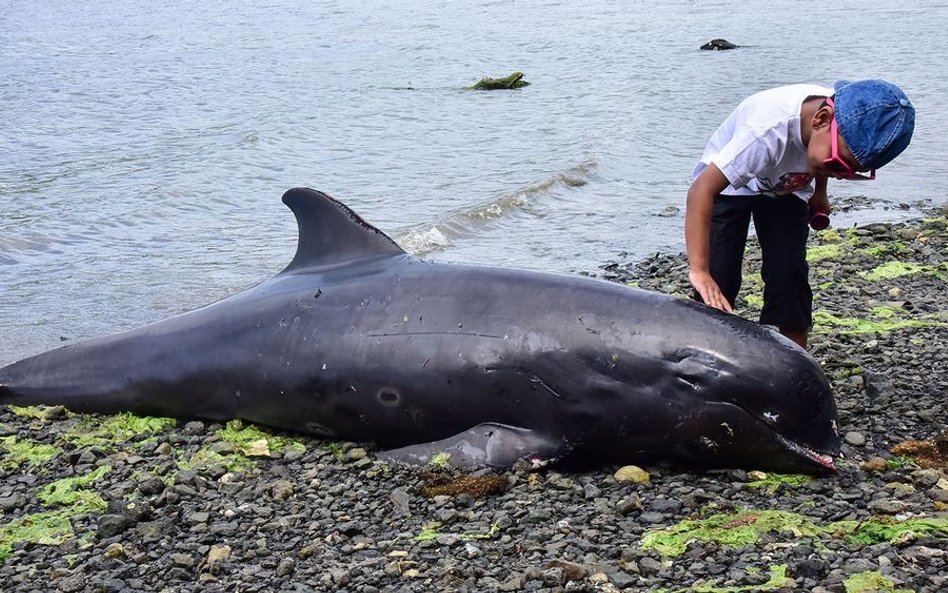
[395,159,596,256]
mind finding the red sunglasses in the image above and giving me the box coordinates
[824,98,875,180]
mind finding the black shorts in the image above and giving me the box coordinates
[697,194,812,330]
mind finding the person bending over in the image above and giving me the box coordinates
[685,79,915,348]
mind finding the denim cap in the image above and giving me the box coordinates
[833,79,915,170]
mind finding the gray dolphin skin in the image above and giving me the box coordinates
[0,188,840,474]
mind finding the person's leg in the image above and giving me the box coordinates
[694,195,754,308]
[751,195,812,348]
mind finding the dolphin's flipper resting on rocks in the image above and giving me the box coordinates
[378,423,566,468]
[0,188,841,474]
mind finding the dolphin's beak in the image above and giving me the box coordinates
[774,433,837,473]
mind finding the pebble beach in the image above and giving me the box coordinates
[1,210,946,593]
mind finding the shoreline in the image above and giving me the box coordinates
[1,212,946,592]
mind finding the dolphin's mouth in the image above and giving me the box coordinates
[776,434,837,472]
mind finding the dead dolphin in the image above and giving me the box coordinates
[0,188,840,473]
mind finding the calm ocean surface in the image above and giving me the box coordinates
[2,0,947,364]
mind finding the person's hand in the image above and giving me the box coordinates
[689,270,733,313]
[809,191,831,217]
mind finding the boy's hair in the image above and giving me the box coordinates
[832,80,914,170]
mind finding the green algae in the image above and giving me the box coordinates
[885,456,914,470]
[745,473,812,495]
[659,564,791,593]
[179,448,255,473]
[464,71,530,90]
[930,262,948,283]
[830,365,864,380]
[415,521,500,542]
[819,229,843,243]
[641,509,948,557]
[216,419,306,457]
[742,271,763,288]
[860,242,908,258]
[0,466,111,563]
[641,510,823,556]
[63,413,177,449]
[324,442,346,461]
[845,227,863,247]
[0,436,62,469]
[813,310,948,335]
[37,465,110,512]
[807,243,844,261]
[6,405,61,420]
[743,294,763,309]
[430,452,452,468]
[833,516,948,546]
[0,510,74,562]
[860,261,925,281]
[844,570,913,593]
[175,419,309,474]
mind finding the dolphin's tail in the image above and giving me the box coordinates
[0,343,146,414]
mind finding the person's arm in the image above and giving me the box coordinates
[685,164,733,312]
[808,175,831,215]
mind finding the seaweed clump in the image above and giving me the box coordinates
[419,472,508,498]
[890,432,948,469]
[464,71,530,90]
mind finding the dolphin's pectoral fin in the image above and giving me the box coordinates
[377,423,564,469]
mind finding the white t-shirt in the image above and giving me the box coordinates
[693,84,833,201]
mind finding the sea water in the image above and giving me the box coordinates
[1,0,946,363]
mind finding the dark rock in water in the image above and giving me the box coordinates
[700,38,739,50]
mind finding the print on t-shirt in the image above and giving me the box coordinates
[755,171,813,196]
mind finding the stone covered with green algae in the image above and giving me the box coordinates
[641,508,948,557]
[62,412,177,449]
[214,418,307,456]
[813,309,948,335]
[0,466,110,562]
[0,511,74,563]
[0,435,61,469]
[37,466,111,512]
[464,71,530,90]
[844,570,913,593]
[641,509,824,556]
[657,564,791,593]
[745,473,812,495]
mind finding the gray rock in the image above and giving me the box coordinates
[541,567,565,586]
[97,514,130,538]
[638,511,666,524]
[0,493,25,511]
[639,557,665,576]
[169,552,196,568]
[182,421,205,435]
[277,557,297,577]
[137,476,166,496]
[867,498,907,514]
[209,521,240,536]
[844,431,866,446]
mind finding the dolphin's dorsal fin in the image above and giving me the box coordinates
[280,188,406,273]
